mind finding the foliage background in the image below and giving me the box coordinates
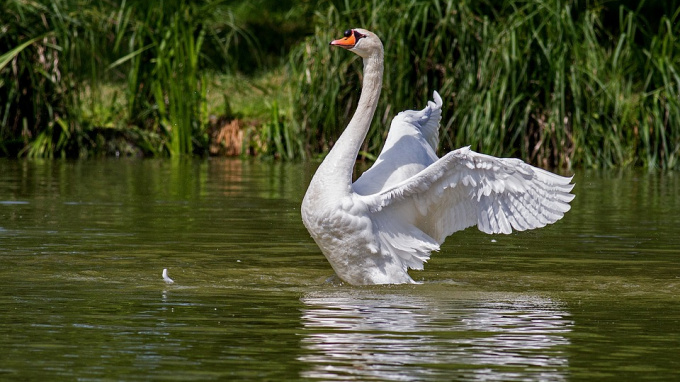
[1,0,679,169]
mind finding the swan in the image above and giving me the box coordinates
[301,28,575,285]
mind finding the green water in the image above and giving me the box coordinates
[0,159,678,381]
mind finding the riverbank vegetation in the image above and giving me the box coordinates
[2,0,679,169]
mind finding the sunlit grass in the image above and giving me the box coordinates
[206,69,291,122]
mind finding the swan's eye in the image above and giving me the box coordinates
[344,29,352,38]
[353,30,366,40]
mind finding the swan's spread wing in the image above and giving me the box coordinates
[352,91,443,195]
[399,90,442,152]
[361,147,575,243]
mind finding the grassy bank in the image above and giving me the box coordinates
[0,0,307,158]
[1,0,679,169]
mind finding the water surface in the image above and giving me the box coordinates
[1,159,678,380]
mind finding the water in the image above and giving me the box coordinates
[0,159,679,381]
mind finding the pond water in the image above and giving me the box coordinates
[0,158,679,381]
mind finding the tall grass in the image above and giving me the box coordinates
[111,0,267,156]
[1,1,71,157]
[0,0,260,157]
[287,0,680,169]
[116,1,209,156]
[2,0,679,167]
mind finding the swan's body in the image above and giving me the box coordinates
[301,29,574,285]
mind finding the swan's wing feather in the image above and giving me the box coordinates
[394,90,442,152]
[353,91,443,195]
[361,147,575,243]
[370,209,440,271]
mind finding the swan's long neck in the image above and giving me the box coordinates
[314,51,384,196]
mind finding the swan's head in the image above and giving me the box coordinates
[330,28,383,58]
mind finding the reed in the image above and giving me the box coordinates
[131,2,207,156]
[287,0,680,169]
[2,0,679,168]
[1,1,72,157]
[0,0,259,157]
[108,0,236,156]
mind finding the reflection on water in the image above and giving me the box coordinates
[300,290,572,381]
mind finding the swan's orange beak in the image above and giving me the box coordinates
[330,30,357,49]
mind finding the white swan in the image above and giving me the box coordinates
[301,28,575,285]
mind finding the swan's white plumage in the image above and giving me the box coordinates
[353,91,442,196]
[162,268,174,284]
[301,29,574,285]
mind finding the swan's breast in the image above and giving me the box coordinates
[303,196,374,246]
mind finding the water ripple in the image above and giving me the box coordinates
[299,290,572,381]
